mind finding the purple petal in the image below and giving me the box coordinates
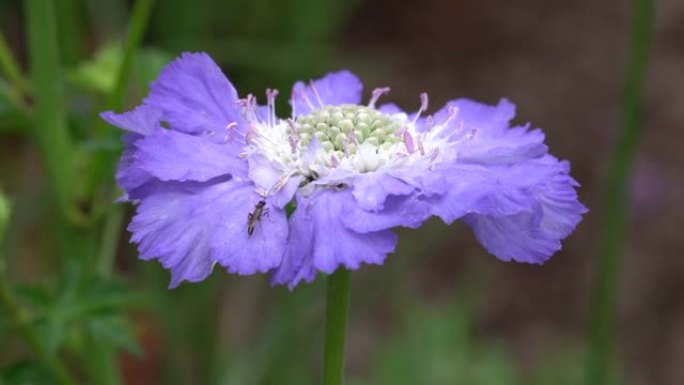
[116,134,154,199]
[270,203,317,289]
[342,194,432,233]
[129,179,286,287]
[428,162,537,223]
[132,128,246,182]
[144,52,246,138]
[247,154,300,207]
[463,210,559,264]
[272,190,399,289]
[378,103,403,115]
[460,159,587,263]
[309,190,397,273]
[351,171,415,211]
[101,105,163,136]
[431,99,548,164]
[210,185,288,275]
[290,70,363,116]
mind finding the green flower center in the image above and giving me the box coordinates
[294,104,401,155]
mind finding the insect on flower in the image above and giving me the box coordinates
[247,200,268,237]
[101,52,587,289]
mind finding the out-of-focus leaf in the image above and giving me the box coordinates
[0,79,29,134]
[0,191,9,242]
[69,43,122,94]
[530,345,623,385]
[86,314,144,357]
[0,359,55,385]
[9,263,148,356]
[69,43,172,96]
[358,301,519,385]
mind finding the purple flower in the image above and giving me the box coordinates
[102,52,587,289]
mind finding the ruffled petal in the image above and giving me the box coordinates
[460,159,587,263]
[132,128,246,182]
[210,185,288,275]
[101,105,162,136]
[144,52,246,138]
[272,190,398,289]
[342,194,432,233]
[463,210,559,264]
[290,70,363,116]
[309,190,397,273]
[351,171,415,211]
[116,134,153,200]
[430,99,547,165]
[270,204,317,289]
[128,179,286,287]
[247,153,300,207]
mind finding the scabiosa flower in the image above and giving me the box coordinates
[101,52,587,289]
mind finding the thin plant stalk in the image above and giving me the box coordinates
[586,0,653,383]
[25,0,86,226]
[323,268,351,385]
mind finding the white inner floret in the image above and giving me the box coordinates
[239,89,455,198]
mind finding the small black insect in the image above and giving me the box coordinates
[247,200,268,237]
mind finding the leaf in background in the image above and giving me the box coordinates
[358,302,519,385]
[68,42,171,97]
[69,43,122,94]
[0,79,29,134]
[0,191,9,242]
[0,359,55,385]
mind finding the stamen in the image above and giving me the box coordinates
[442,104,460,126]
[245,123,258,144]
[425,115,434,132]
[286,118,297,135]
[368,87,391,108]
[417,137,425,155]
[403,130,415,154]
[299,89,316,111]
[309,79,325,108]
[266,88,279,127]
[330,154,340,167]
[288,134,299,154]
[410,92,429,125]
[429,148,440,162]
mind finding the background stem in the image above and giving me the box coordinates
[586,0,653,383]
[323,268,351,385]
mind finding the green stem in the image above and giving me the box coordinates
[586,0,653,384]
[109,0,155,110]
[323,268,351,385]
[97,207,124,277]
[25,0,87,226]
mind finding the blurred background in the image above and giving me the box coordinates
[0,0,681,384]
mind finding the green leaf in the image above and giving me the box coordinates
[0,360,55,385]
[68,43,171,96]
[0,190,9,243]
[69,43,122,94]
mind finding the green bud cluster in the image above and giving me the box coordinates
[294,104,401,155]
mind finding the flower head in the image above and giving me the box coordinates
[102,52,587,289]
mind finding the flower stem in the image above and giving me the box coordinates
[109,0,155,110]
[25,0,87,226]
[323,268,351,385]
[586,0,653,383]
